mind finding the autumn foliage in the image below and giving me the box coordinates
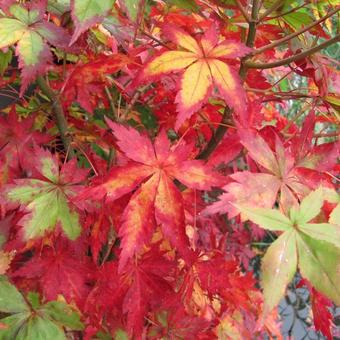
[0,0,339,339]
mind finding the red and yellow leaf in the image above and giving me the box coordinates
[77,163,153,202]
[143,25,249,129]
[175,60,212,130]
[155,173,191,260]
[119,174,160,271]
[144,51,197,76]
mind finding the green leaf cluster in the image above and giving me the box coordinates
[0,276,83,339]
[237,187,340,315]
[4,152,82,240]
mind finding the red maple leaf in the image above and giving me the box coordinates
[79,121,223,270]
[206,124,337,218]
[60,54,130,113]
[12,237,95,305]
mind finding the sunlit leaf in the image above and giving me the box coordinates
[261,230,297,316]
[70,0,115,44]
[235,205,292,231]
[297,233,340,305]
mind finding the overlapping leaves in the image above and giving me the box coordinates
[237,187,340,316]
[70,0,115,44]
[3,148,87,240]
[0,276,83,339]
[143,25,250,129]
[80,120,223,270]
[0,3,70,93]
[207,123,338,218]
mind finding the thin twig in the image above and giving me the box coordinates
[235,0,251,22]
[252,6,340,56]
[281,101,314,133]
[314,131,339,138]
[258,0,285,21]
[265,2,307,21]
[104,86,117,120]
[245,34,340,69]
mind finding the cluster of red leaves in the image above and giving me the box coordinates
[0,0,339,339]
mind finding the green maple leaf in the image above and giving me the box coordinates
[236,187,340,316]
[70,0,116,44]
[0,276,83,339]
[4,148,86,240]
[0,3,70,93]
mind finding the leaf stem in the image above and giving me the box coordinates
[36,76,75,158]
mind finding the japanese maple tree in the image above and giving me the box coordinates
[0,0,339,339]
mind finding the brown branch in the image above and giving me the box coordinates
[36,76,75,158]
[196,107,233,160]
[245,34,340,69]
[246,87,313,98]
[314,131,339,139]
[140,29,170,49]
[264,2,307,21]
[252,6,340,56]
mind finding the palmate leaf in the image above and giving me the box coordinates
[0,276,83,339]
[212,128,338,219]
[330,204,340,225]
[80,121,223,270]
[294,187,324,224]
[0,3,70,94]
[62,54,130,112]
[143,25,250,130]
[297,234,340,305]
[234,204,292,231]
[70,0,116,45]
[324,188,340,225]
[4,148,86,241]
[261,230,297,317]
[13,238,95,303]
[237,188,340,315]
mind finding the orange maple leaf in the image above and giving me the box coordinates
[143,25,251,129]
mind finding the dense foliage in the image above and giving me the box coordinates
[0,0,339,339]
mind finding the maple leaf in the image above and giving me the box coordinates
[13,237,95,304]
[60,54,129,113]
[0,250,14,275]
[206,127,336,218]
[142,25,250,129]
[0,110,50,174]
[85,261,126,328]
[147,307,210,339]
[3,148,87,240]
[70,0,115,45]
[79,121,223,270]
[188,252,257,314]
[0,276,83,339]
[236,187,340,317]
[298,278,334,340]
[121,244,175,337]
[0,3,71,94]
